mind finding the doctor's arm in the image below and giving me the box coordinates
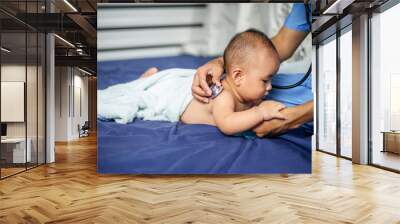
[271,27,309,62]
[252,100,313,137]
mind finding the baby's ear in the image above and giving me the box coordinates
[232,68,244,86]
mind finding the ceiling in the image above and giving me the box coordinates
[0,0,97,74]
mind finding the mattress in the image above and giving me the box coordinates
[97,54,312,174]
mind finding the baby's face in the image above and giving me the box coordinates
[238,49,280,103]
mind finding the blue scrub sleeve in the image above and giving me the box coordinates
[283,3,311,32]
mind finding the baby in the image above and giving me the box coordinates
[98,29,286,135]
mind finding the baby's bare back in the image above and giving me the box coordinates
[180,90,252,126]
[180,99,216,126]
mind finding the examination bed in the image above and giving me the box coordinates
[97,55,312,174]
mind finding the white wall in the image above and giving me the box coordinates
[1,82,25,122]
[72,73,89,138]
[1,66,25,127]
[55,66,68,141]
[97,4,206,61]
[55,67,89,141]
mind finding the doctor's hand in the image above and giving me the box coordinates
[257,100,287,121]
[192,57,225,103]
[252,101,313,137]
[253,107,299,137]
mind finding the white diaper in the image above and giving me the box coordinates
[98,68,195,124]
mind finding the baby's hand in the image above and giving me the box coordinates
[256,101,287,121]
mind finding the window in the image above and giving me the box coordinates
[0,1,47,179]
[339,28,352,158]
[1,14,28,178]
[370,3,400,171]
[317,36,337,154]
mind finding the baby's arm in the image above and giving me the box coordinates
[212,91,266,135]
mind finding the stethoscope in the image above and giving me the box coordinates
[271,65,311,89]
[272,3,312,90]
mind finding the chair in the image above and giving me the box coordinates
[79,121,90,138]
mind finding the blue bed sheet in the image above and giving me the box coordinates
[97,54,311,174]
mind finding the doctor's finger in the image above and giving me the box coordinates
[193,92,209,103]
[199,74,212,96]
[192,85,209,98]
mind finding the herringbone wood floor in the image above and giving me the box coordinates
[1,134,400,224]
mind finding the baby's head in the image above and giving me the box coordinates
[223,28,280,103]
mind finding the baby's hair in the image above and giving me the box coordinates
[223,28,278,73]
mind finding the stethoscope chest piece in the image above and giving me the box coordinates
[210,84,223,98]
[206,73,224,98]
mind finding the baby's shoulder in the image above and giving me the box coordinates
[212,90,235,107]
[215,89,234,100]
